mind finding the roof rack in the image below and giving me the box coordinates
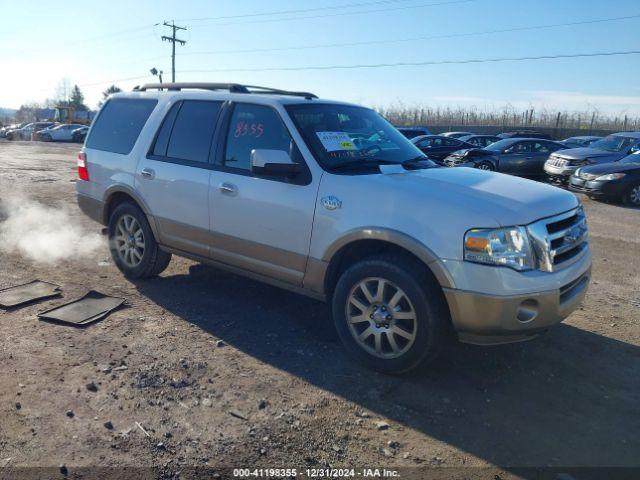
[132,82,318,99]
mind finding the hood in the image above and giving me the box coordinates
[370,167,578,226]
[552,147,624,162]
[581,161,640,175]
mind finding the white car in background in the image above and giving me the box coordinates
[37,123,86,142]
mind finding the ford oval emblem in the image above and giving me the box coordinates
[321,196,342,211]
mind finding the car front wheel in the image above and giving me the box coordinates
[476,161,495,171]
[108,202,171,278]
[623,184,640,207]
[332,254,450,374]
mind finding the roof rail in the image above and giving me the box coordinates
[132,82,317,99]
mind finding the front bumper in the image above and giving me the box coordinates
[442,250,591,345]
[568,176,629,200]
[544,163,577,180]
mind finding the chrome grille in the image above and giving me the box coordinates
[527,207,589,272]
[547,156,569,167]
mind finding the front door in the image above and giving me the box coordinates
[136,100,222,257]
[209,102,318,285]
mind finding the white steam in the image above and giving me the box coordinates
[0,197,104,263]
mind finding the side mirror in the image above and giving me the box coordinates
[250,149,301,177]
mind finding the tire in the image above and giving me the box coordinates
[108,202,171,278]
[476,161,495,171]
[332,254,450,374]
[623,183,640,207]
[41,134,52,142]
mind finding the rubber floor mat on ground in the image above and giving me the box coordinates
[0,280,61,308]
[37,290,125,326]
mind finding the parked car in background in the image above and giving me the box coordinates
[411,135,474,162]
[0,122,27,138]
[36,123,86,142]
[395,126,432,139]
[72,126,89,143]
[498,130,552,140]
[440,131,474,138]
[560,135,603,149]
[569,152,640,206]
[5,122,55,140]
[444,138,567,178]
[457,134,500,148]
[544,132,640,184]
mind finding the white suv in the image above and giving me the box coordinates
[76,83,591,373]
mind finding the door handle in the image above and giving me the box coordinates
[140,168,155,179]
[219,182,238,195]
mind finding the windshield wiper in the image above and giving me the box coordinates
[327,158,398,171]
[401,156,436,168]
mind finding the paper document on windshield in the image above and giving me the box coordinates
[316,132,357,152]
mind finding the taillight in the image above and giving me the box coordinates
[77,152,89,181]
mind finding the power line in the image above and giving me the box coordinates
[188,0,477,27]
[161,21,188,82]
[179,13,640,57]
[79,49,640,89]
[180,50,640,73]
[177,0,412,22]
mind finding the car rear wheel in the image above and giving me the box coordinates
[332,254,450,374]
[476,161,495,171]
[108,202,171,278]
[623,184,640,207]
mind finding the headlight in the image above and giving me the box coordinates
[464,227,535,271]
[595,173,626,181]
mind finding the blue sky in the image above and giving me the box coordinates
[2,0,640,115]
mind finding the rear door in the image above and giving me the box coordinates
[208,102,318,285]
[500,141,533,175]
[135,99,222,257]
[528,141,560,176]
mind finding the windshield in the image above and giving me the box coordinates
[589,135,636,152]
[483,139,516,152]
[285,103,434,170]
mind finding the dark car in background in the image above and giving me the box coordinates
[72,126,89,143]
[395,126,431,139]
[443,138,566,178]
[0,122,27,138]
[498,130,552,140]
[457,134,500,148]
[411,135,474,162]
[561,135,603,149]
[440,131,473,139]
[545,132,640,184]
[6,122,55,140]
[569,152,640,206]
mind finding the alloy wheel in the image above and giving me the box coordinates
[114,214,145,268]
[345,277,417,359]
[630,185,640,205]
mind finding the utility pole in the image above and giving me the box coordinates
[161,21,187,82]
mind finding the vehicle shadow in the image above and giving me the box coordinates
[133,263,640,469]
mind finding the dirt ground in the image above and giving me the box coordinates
[0,141,638,480]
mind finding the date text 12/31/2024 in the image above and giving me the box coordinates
[233,468,400,478]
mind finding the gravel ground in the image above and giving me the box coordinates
[0,141,638,480]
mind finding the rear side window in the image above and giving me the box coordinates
[151,100,222,164]
[86,98,157,154]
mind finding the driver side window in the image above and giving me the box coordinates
[223,103,295,171]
